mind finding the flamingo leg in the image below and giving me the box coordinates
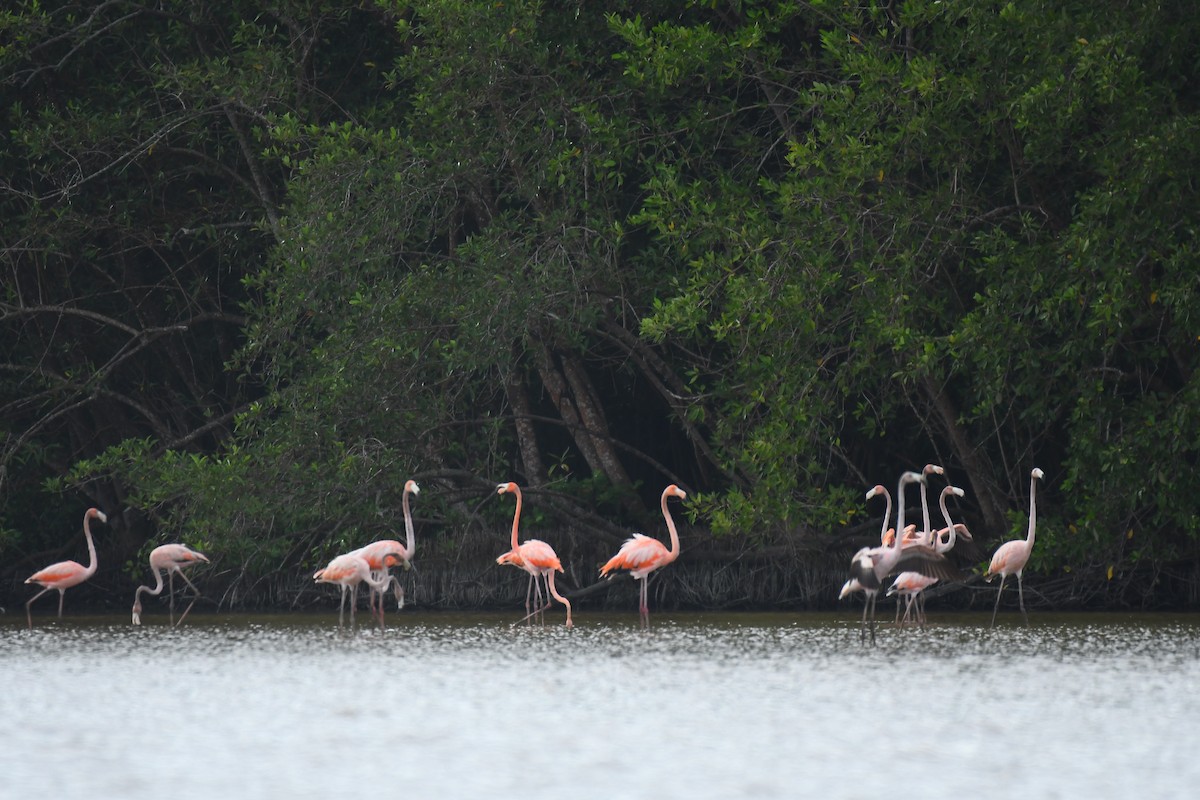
[167,570,176,625]
[26,587,53,628]
[173,569,203,627]
[867,592,877,646]
[991,574,1008,627]
[1017,572,1028,625]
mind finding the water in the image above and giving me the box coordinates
[2,611,1198,799]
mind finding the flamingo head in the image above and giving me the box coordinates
[1031,467,1044,481]
[944,485,965,499]
[405,479,421,496]
[664,484,687,500]
[384,551,410,570]
[923,463,944,477]
[865,484,886,501]
[87,507,108,523]
[838,578,862,600]
[496,482,517,495]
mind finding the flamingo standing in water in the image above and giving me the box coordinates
[600,484,687,622]
[132,544,210,626]
[495,482,572,628]
[351,479,420,624]
[846,472,959,643]
[314,552,402,629]
[986,468,1045,627]
[24,507,107,628]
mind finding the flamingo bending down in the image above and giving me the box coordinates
[314,552,402,629]
[24,507,107,628]
[600,484,687,622]
[352,479,420,623]
[495,482,571,627]
[846,473,959,644]
[132,544,210,626]
[986,468,1045,627]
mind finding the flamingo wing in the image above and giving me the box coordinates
[987,539,1029,578]
[517,539,563,572]
[26,560,88,589]
[354,539,408,570]
[601,534,669,577]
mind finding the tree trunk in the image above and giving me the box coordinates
[504,361,546,488]
[920,374,1009,536]
[560,352,632,490]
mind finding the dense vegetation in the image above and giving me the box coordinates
[3,0,1198,613]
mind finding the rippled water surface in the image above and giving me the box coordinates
[3,610,1198,799]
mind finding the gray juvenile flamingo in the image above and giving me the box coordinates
[24,507,107,628]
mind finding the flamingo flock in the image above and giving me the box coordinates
[18,468,1046,637]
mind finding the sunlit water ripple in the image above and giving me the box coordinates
[3,611,1197,798]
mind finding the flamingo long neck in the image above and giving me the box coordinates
[895,475,911,542]
[877,488,893,544]
[545,571,572,626]
[402,487,416,558]
[920,480,932,538]
[1026,474,1039,548]
[136,567,166,603]
[509,486,523,552]
[82,513,99,578]
[662,490,680,561]
[364,568,393,593]
[937,490,957,552]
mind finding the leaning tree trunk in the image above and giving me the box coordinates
[504,358,547,488]
[920,374,1009,536]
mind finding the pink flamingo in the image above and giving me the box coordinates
[986,467,1044,627]
[495,482,545,616]
[495,482,572,627]
[131,544,210,626]
[24,507,107,628]
[846,472,958,644]
[600,484,687,622]
[314,552,402,629]
[351,479,420,623]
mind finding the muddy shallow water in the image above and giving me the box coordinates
[2,610,1197,799]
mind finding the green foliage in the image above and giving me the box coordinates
[4,0,1199,607]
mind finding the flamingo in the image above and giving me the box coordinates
[600,484,687,622]
[986,467,1045,627]
[24,507,107,628]
[846,472,959,644]
[131,544,210,626]
[351,479,419,623]
[495,482,572,627]
[313,552,402,629]
[495,482,544,617]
